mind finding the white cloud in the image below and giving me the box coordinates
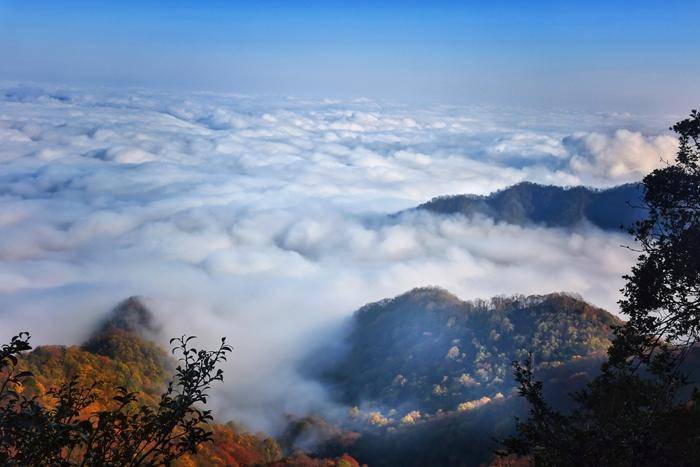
[0,84,672,432]
[564,129,678,180]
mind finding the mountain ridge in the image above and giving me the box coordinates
[305,287,621,466]
[316,287,619,415]
[402,181,646,230]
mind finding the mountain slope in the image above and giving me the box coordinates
[408,182,645,230]
[15,297,357,467]
[20,296,171,406]
[317,287,619,415]
[305,288,621,466]
[327,355,605,467]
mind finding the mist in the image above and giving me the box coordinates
[0,84,671,432]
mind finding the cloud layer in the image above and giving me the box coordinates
[0,84,675,431]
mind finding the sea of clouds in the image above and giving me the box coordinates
[0,83,680,431]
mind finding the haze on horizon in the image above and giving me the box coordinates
[1,0,699,113]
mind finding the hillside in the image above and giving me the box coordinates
[19,297,172,407]
[302,288,622,466]
[319,356,606,467]
[14,297,358,467]
[317,287,619,416]
[407,182,645,230]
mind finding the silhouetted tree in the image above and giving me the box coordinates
[501,110,700,466]
[0,332,231,466]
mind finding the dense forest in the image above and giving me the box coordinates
[499,110,700,465]
[1,288,628,466]
[7,281,699,466]
[406,182,645,230]
[316,288,618,414]
[299,289,620,466]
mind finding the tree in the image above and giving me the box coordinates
[0,332,232,466]
[501,110,700,466]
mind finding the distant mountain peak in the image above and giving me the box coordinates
[81,296,165,363]
[403,181,645,230]
[101,296,160,335]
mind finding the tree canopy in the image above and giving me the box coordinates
[502,110,700,466]
[0,332,231,466]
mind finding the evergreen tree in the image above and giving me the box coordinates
[502,110,700,466]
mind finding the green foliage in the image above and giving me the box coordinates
[319,289,618,415]
[502,110,700,466]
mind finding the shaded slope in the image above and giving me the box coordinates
[308,288,621,466]
[326,356,605,467]
[318,287,619,415]
[409,182,645,230]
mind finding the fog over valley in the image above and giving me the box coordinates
[0,84,677,432]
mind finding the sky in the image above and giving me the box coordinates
[1,1,699,111]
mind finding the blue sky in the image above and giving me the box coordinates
[1,0,698,111]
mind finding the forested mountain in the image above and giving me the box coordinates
[315,357,605,467]
[8,290,639,466]
[305,288,621,466]
[407,182,645,230]
[19,297,172,408]
[317,287,618,415]
[14,298,359,467]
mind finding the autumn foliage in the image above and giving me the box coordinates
[0,298,359,466]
